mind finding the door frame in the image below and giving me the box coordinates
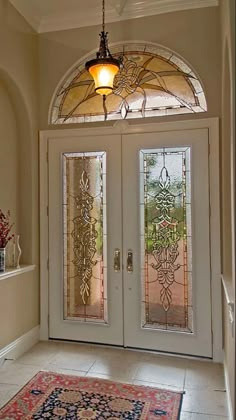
[39,117,222,361]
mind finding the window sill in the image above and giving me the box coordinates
[0,265,36,281]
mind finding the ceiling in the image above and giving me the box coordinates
[9,0,219,33]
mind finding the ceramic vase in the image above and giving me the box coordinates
[0,248,6,272]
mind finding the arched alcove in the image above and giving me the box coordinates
[49,42,207,125]
[0,70,33,264]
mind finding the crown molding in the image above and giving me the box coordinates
[9,0,219,34]
[39,0,219,33]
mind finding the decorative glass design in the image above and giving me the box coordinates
[63,152,107,323]
[140,147,193,332]
[50,43,207,125]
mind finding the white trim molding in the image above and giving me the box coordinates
[0,265,36,282]
[39,0,219,33]
[0,326,40,366]
[224,359,234,420]
[40,117,222,361]
[9,0,219,34]
[222,274,234,419]
[222,275,234,337]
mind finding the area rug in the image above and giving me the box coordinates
[0,371,184,419]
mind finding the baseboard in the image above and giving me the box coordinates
[0,325,40,366]
[224,359,234,420]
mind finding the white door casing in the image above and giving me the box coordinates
[39,119,222,361]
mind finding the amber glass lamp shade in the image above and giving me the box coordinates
[86,60,120,96]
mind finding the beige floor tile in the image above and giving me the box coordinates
[185,360,225,390]
[88,357,139,378]
[0,359,15,368]
[0,384,21,409]
[180,412,192,420]
[17,349,57,367]
[88,346,142,362]
[33,341,60,351]
[191,414,228,419]
[132,379,183,392]
[26,341,61,356]
[134,361,186,389]
[56,342,99,354]
[0,363,40,385]
[145,353,188,369]
[42,366,86,377]
[182,389,228,417]
[0,341,228,420]
[86,371,133,384]
[15,341,61,366]
[49,352,96,371]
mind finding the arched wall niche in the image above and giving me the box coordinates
[49,42,207,125]
[0,69,33,264]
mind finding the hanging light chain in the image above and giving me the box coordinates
[102,0,105,33]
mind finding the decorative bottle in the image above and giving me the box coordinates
[15,235,22,269]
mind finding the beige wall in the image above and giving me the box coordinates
[220,0,235,417]
[39,6,221,129]
[0,81,19,235]
[0,1,39,349]
[0,271,39,348]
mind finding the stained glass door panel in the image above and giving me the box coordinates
[63,152,107,324]
[48,135,123,344]
[140,147,192,332]
[122,129,212,357]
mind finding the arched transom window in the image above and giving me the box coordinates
[50,43,207,124]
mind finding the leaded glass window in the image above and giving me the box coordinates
[63,152,108,323]
[50,43,207,124]
[140,147,193,332]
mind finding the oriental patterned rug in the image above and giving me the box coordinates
[0,371,184,419]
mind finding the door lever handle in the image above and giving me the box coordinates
[127,250,133,273]
[113,249,121,272]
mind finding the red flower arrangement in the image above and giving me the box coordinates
[0,209,14,248]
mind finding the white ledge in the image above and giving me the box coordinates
[221,275,234,304]
[221,275,234,332]
[0,265,36,281]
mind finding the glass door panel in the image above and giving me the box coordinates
[63,152,108,324]
[140,147,193,333]
[48,135,123,345]
[122,129,212,357]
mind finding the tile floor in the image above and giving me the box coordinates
[0,341,228,419]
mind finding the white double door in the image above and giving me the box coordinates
[48,128,212,357]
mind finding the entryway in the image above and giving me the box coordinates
[40,119,221,360]
[0,341,228,418]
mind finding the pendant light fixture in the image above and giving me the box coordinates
[85,0,120,96]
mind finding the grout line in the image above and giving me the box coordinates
[183,367,187,390]
[86,360,97,374]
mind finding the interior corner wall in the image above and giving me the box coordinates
[220,0,235,417]
[0,1,39,349]
[39,6,221,130]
